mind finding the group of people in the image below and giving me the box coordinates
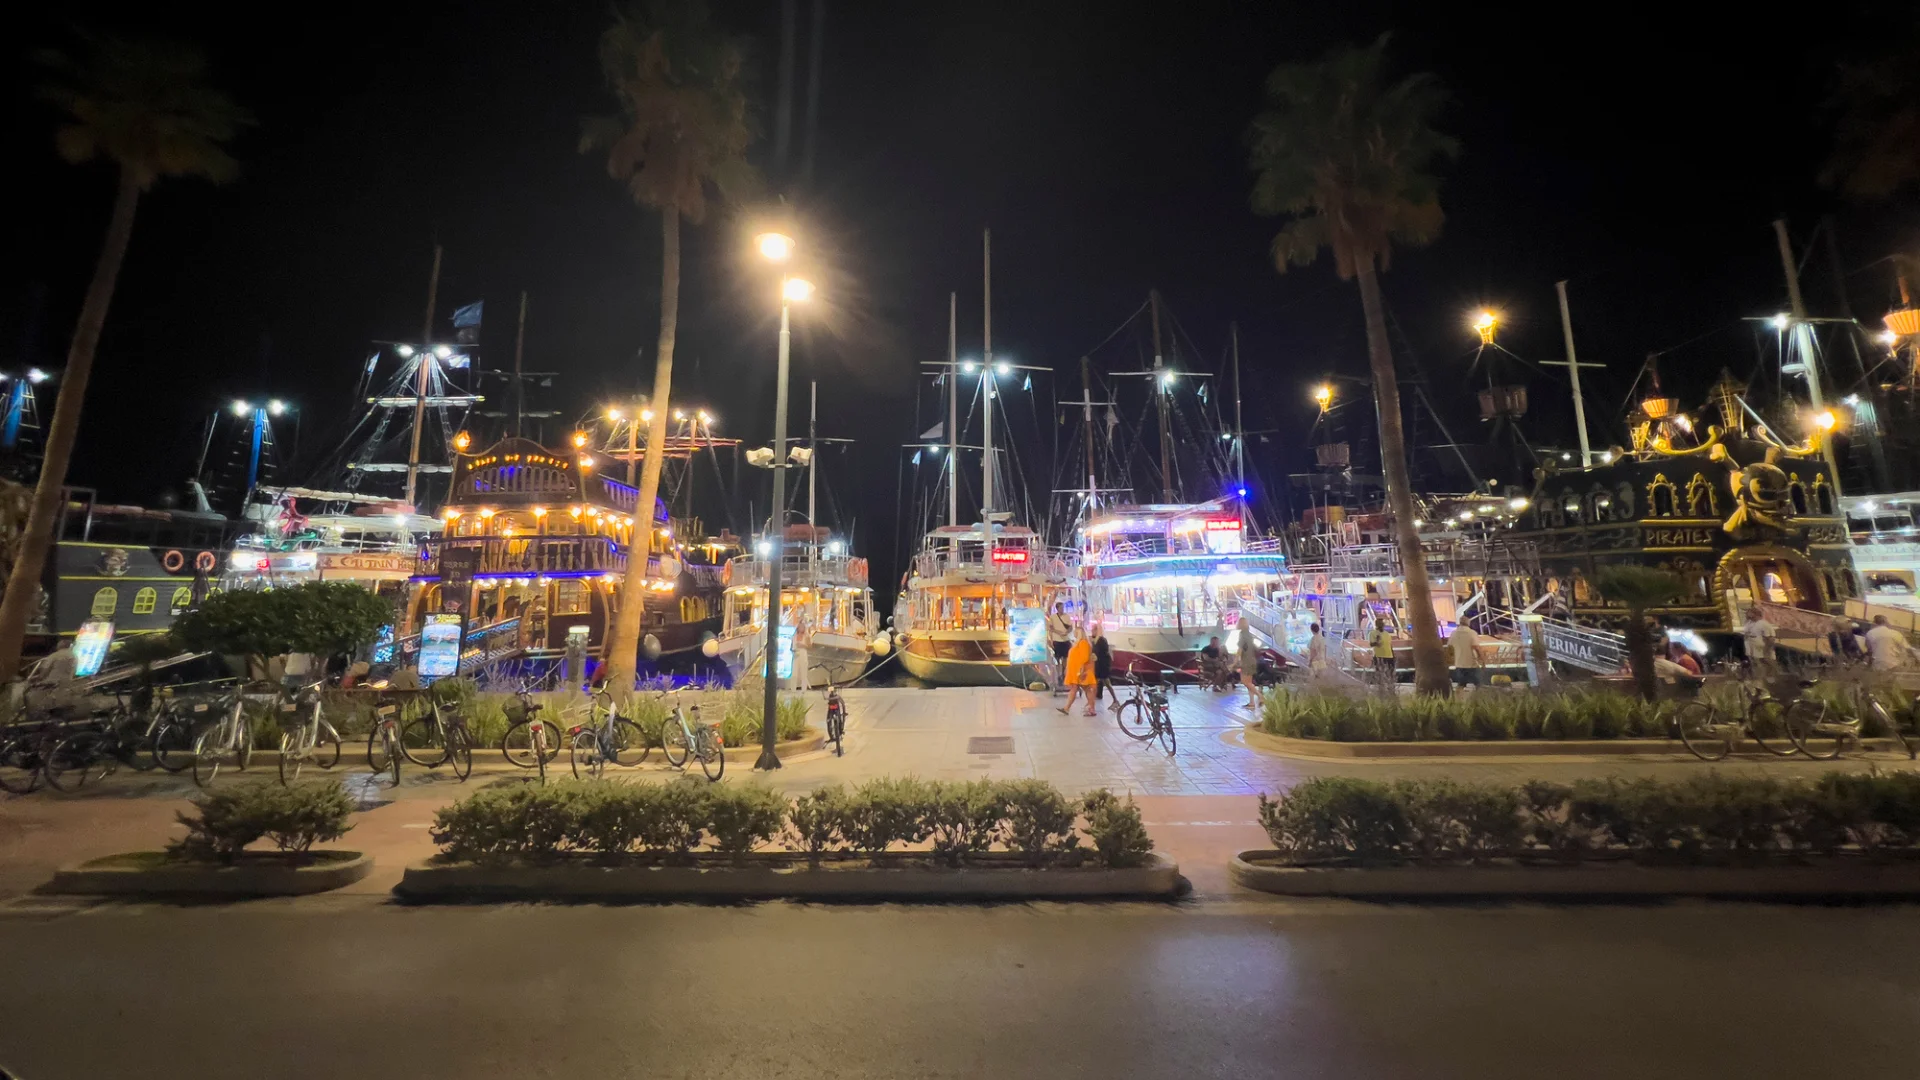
[1740,606,1914,673]
[1044,604,1265,714]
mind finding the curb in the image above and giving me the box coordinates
[1239,727,1906,761]
[48,851,373,897]
[237,732,824,766]
[396,852,1182,902]
[1228,849,1920,898]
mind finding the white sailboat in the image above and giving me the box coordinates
[892,231,1080,686]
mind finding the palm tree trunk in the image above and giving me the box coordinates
[0,170,142,679]
[602,208,680,690]
[1354,256,1448,695]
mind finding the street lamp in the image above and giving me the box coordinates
[1313,384,1333,411]
[1473,309,1498,345]
[756,227,815,772]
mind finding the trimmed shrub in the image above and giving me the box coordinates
[926,780,1010,866]
[717,679,812,747]
[1263,688,1675,743]
[1258,776,1412,862]
[788,784,852,866]
[430,782,586,863]
[707,783,789,860]
[170,779,354,863]
[1080,789,1153,869]
[636,777,712,858]
[842,777,936,857]
[999,778,1081,865]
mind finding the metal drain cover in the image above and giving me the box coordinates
[967,736,1014,755]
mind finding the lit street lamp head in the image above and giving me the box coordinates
[606,406,621,421]
[231,400,251,417]
[1472,309,1498,345]
[757,232,796,262]
[267,399,287,416]
[1312,384,1333,410]
[783,277,815,303]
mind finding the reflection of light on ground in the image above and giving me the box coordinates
[341,771,394,810]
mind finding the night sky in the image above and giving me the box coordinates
[7,1,1918,601]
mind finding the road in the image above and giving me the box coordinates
[2,896,1917,1079]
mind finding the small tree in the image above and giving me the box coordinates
[172,582,391,678]
[1593,566,1682,702]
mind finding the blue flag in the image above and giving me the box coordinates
[452,301,484,328]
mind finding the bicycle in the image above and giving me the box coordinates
[399,695,473,782]
[0,719,53,794]
[657,695,725,781]
[1113,673,1177,755]
[190,683,256,787]
[274,679,342,785]
[815,666,846,757]
[1669,680,1802,761]
[365,698,404,787]
[568,686,647,779]
[149,681,236,773]
[500,685,561,783]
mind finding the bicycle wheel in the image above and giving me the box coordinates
[659,719,690,767]
[698,730,725,782]
[151,720,194,773]
[314,720,342,770]
[191,727,223,788]
[827,711,844,755]
[1157,713,1177,756]
[1885,698,1919,760]
[534,724,548,784]
[232,702,254,771]
[0,733,43,794]
[1673,702,1731,761]
[367,723,394,774]
[1747,699,1800,757]
[401,718,447,767]
[279,728,307,785]
[570,728,604,779]
[448,726,473,781]
[380,726,401,786]
[611,718,648,766]
[112,714,157,772]
[43,731,105,793]
[1116,699,1152,740]
[501,720,545,768]
[1786,699,1850,760]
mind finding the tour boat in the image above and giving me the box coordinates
[715,524,877,688]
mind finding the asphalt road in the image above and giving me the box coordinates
[2,897,1918,1079]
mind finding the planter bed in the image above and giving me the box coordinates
[50,850,372,897]
[238,731,825,766]
[398,851,1181,902]
[1244,728,1902,760]
[1231,849,1920,899]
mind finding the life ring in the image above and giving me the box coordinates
[721,562,732,586]
[1309,573,1330,594]
[847,557,869,585]
[194,551,217,572]
[162,550,186,573]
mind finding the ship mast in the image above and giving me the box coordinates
[404,243,443,508]
[1231,321,1245,522]
[981,229,995,515]
[808,379,818,575]
[1081,355,1098,509]
[1150,289,1173,502]
[947,292,958,527]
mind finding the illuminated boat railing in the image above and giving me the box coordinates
[912,545,1080,582]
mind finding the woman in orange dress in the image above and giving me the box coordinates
[1056,630,1097,717]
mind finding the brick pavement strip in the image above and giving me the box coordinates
[3,686,1915,903]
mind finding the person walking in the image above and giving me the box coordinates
[1091,631,1118,711]
[1368,617,1397,688]
[1867,614,1912,671]
[1742,607,1777,677]
[1056,629,1097,716]
[1447,621,1482,691]
[1306,622,1329,672]
[1235,623,1262,710]
[1045,604,1074,693]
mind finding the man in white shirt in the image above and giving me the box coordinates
[1045,605,1074,692]
[1447,622,1482,690]
[1742,608,1777,675]
[1867,615,1912,671]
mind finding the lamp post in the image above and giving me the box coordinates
[753,230,812,772]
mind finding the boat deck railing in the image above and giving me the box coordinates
[912,545,1079,583]
[725,553,864,590]
[420,536,630,577]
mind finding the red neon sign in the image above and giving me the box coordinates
[990,547,1030,564]
[1203,518,1239,531]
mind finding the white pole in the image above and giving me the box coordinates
[1555,280,1593,468]
[947,291,958,528]
[1773,219,1844,498]
[981,229,994,515]
[808,380,818,577]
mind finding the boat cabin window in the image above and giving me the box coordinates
[850,595,869,629]
[1867,571,1916,597]
[554,579,589,615]
[91,587,118,617]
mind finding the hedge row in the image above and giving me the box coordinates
[1260,685,1908,743]
[1258,772,1920,865]
[430,776,1155,869]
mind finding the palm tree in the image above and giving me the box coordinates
[1247,34,1458,696]
[1594,566,1682,703]
[0,38,248,679]
[582,0,754,691]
